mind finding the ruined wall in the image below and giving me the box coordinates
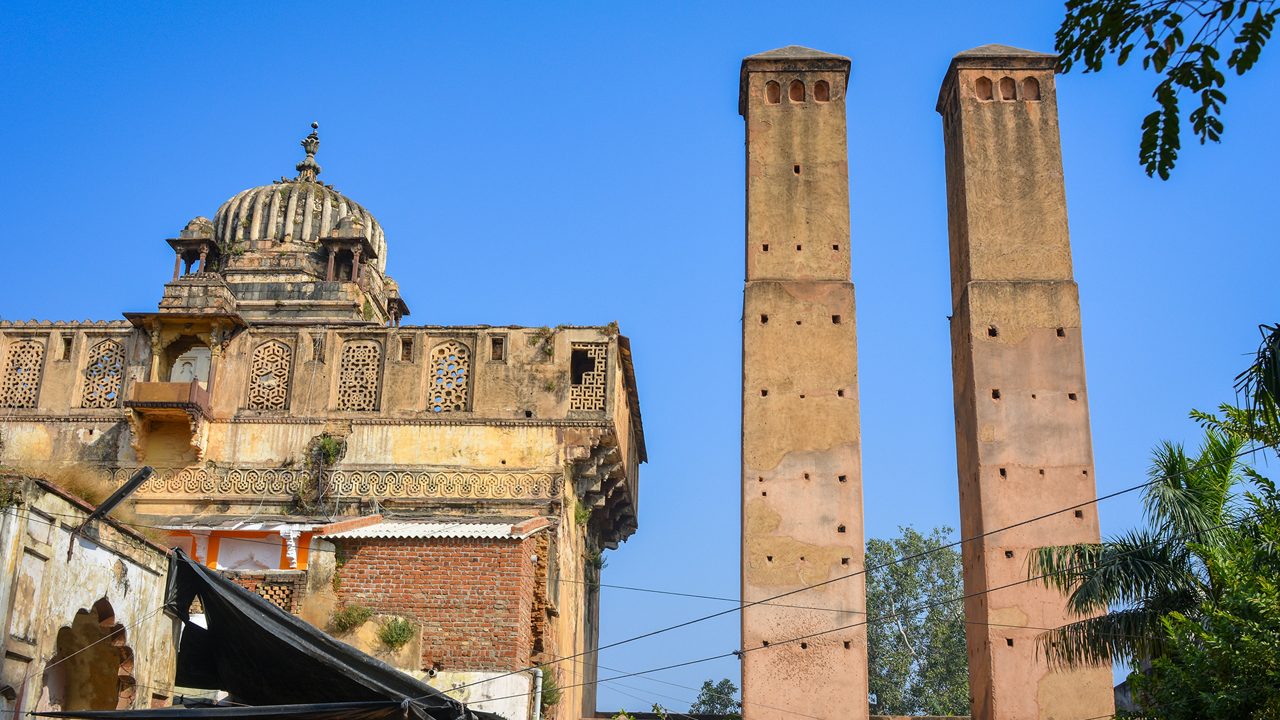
[739,47,867,720]
[0,477,178,718]
[937,46,1114,720]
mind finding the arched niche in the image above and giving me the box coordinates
[42,598,136,711]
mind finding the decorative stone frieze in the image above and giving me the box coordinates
[99,465,559,500]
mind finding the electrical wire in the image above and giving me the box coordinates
[448,512,1256,707]
[11,439,1270,706]
[429,440,1274,696]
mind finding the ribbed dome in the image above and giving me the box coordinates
[211,124,387,271]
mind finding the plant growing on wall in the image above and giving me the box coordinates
[297,433,347,512]
[0,478,22,508]
[539,666,561,712]
[329,604,372,634]
[377,617,415,650]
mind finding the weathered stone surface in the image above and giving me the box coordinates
[939,45,1114,720]
[740,46,867,720]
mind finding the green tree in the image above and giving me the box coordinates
[1127,478,1280,718]
[689,678,741,715]
[866,526,968,716]
[1057,0,1278,178]
[1029,429,1251,668]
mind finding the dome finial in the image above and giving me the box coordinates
[295,121,322,182]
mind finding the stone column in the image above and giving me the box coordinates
[197,246,209,275]
[148,324,162,382]
[172,253,182,281]
[352,247,363,283]
[739,46,866,720]
[207,321,223,394]
[937,44,1114,720]
[326,249,336,281]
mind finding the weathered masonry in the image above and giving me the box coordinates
[0,476,178,718]
[938,45,1114,720]
[0,124,646,720]
[740,46,867,720]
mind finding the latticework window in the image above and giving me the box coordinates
[337,340,381,411]
[1,339,45,409]
[429,341,470,413]
[247,340,292,410]
[257,582,294,612]
[80,339,125,409]
[569,343,607,411]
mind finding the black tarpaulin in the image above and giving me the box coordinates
[39,701,426,720]
[38,549,505,720]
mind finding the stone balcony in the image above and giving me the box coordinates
[124,380,211,418]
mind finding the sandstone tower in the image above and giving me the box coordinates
[740,47,867,720]
[937,46,1114,720]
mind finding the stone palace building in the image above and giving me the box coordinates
[0,124,645,720]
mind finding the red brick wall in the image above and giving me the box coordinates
[333,536,538,672]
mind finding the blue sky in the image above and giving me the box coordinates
[3,1,1278,712]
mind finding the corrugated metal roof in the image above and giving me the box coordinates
[318,521,522,540]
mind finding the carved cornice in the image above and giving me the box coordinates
[99,465,561,501]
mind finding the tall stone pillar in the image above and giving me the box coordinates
[740,46,867,720]
[937,45,1114,720]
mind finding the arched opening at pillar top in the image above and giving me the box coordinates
[765,80,781,104]
[788,79,805,102]
[813,79,830,102]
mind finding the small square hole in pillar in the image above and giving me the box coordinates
[837,524,846,533]
[1031,393,1038,399]
[793,164,801,174]
[1039,469,1045,476]
[762,641,770,647]
[838,475,847,482]
[799,393,805,399]
[803,473,810,480]
[843,641,851,649]
[1074,510,1084,518]
[524,410,533,418]
[988,326,999,337]
[762,244,769,252]
[760,314,769,324]
[799,556,805,562]
[1006,638,1014,647]
[832,315,841,324]
[761,389,768,397]
[800,642,808,650]
[998,468,1007,478]
[761,491,767,497]
[837,389,845,397]
[1082,469,1089,476]
[832,244,840,251]
[841,557,849,565]
[1068,392,1078,400]
[991,389,1001,399]
[758,476,764,482]
[1004,550,1014,558]
[1056,327,1065,337]
[795,244,802,251]
[766,556,773,563]
[795,320,802,325]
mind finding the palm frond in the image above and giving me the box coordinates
[1030,528,1206,619]
[1235,323,1280,432]
[1035,607,1168,670]
[1143,432,1244,537]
